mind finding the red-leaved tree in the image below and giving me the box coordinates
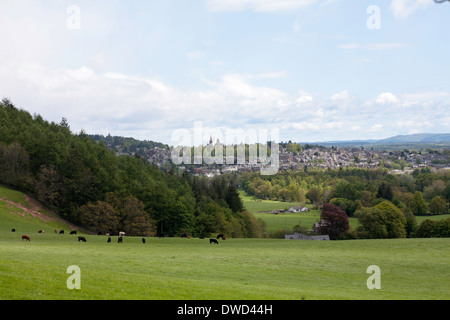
[317,203,349,240]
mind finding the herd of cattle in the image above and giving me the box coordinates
[12,228,227,244]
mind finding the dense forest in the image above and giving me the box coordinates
[0,99,263,237]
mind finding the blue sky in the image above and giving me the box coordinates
[0,0,449,145]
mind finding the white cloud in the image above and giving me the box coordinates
[390,0,431,19]
[369,124,383,132]
[330,90,350,101]
[375,92,400,105]
[296,93,313,104]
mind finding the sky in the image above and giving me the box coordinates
[0,0,449,145]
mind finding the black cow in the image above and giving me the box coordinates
[217,234,224,240]
[107,237,111,243]
[142,238,146,244]
[70,230,77,235]
[118,236,123,243]
[59,230,64,234]
[210,238,219,244]
[11,229,15,232]
[78,236,87,242]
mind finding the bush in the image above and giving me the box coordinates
[415,218,450,238]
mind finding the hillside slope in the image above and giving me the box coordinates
[0,185,84,235]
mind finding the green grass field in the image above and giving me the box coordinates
[239,191,302,213]
[1,186,449,300]
[240,190,362,232]
[1,232,449,300]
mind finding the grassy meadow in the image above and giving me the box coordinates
[240,190,361,232]
[0,186,449,300]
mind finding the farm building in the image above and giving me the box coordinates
[285,232,330,241]
[289,206,309,213]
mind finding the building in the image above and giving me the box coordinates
[289,206,309,213]
[284,232,330,241]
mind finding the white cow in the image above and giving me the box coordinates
[119,232,126,237]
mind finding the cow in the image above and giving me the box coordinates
[107,237,111,243]
[181,233,187,238]
[119,232,126,237]
[38,230,45,233]
[118,236,123,243]
[217,234,224,240]
[59,230,64,234]
[11,229,15,232]
[78,236,87,242]
[210,238,219,244]
[142,238,146,244]
[22,235,31,241]
[70,230,77,235]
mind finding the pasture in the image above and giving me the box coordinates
[240,190,361,232]
[0,231,449,300]
[1,186,449,300]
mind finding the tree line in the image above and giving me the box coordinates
[0,99,263,237]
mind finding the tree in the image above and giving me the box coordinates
[355,207,389,239]
[423,180,446,202]
[0,142,30,187]
[412,191,428,216]
[225,183,244,213]
[355,200,406,239]
[377,182,393,201]
[404,212,417,238]
[429,196,447,215]
[120,196,156,236]
[316,203,349,240]
[78,201,120,234]
[374,201,406,238]
[34,164,65,209]
[444,184,450,203]
[330,197,359,217]
[306,186,322,205]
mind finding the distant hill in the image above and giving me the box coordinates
[378,133,450,143]
[308,133,450,150]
